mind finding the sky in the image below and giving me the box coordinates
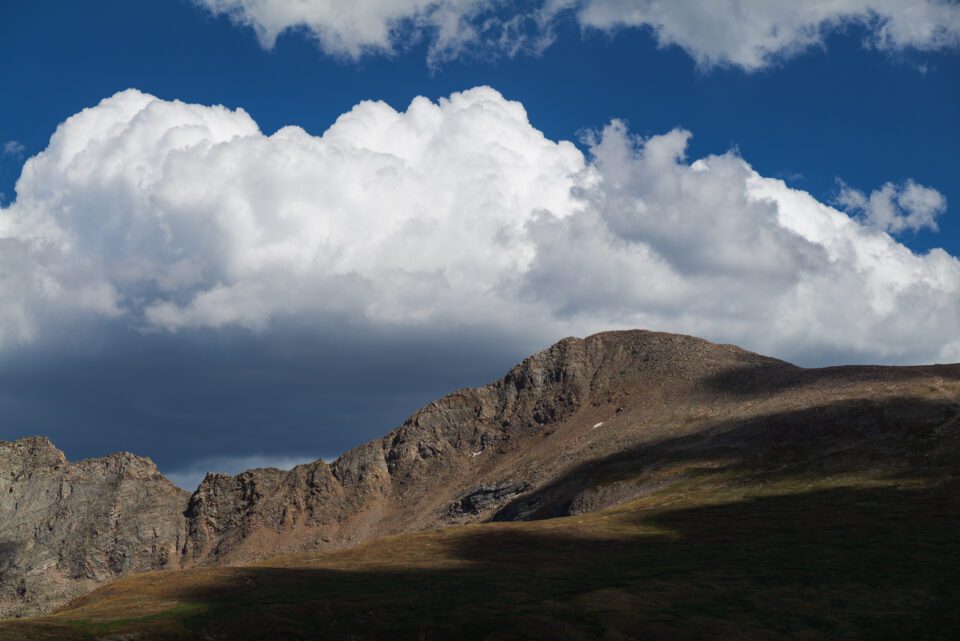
[1,0,958,489]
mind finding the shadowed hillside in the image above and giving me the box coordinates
[2,474,957,640]
[1,330,959,638]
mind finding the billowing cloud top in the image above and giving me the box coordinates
[194,0,960,69]
[0,87,956,364]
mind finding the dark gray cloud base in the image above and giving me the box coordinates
[2,321,530,487]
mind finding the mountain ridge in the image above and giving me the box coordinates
[2,329,958,619]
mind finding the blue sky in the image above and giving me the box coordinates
[1,0,959,487]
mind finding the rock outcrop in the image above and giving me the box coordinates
[0,437,188,617]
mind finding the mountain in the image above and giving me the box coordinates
[1,330,958,638]
[182,330,788,566]
[0,439,188,617]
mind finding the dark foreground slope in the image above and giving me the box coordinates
[2,330,959,639]
[4,474,958,640]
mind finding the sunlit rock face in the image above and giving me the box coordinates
[0,437,189,618]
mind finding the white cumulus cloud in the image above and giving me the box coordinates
[569,0,960,70]
[194,0,960,70]
[838,179,948,234]
[194,0,553,65]
[0,87,957,365]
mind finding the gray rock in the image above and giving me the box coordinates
[449,482,531,515]
[0,437,189,618]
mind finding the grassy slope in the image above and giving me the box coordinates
[2,470,957,641]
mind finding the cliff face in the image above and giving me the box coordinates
[180,331,787,565]
[0,437,189,617]
[4,330,959,618]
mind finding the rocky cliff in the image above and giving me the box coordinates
[3,329,959,618]
[0,438,188,617]
[180,330,784,566]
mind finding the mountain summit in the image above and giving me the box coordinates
[2,330,958,624]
